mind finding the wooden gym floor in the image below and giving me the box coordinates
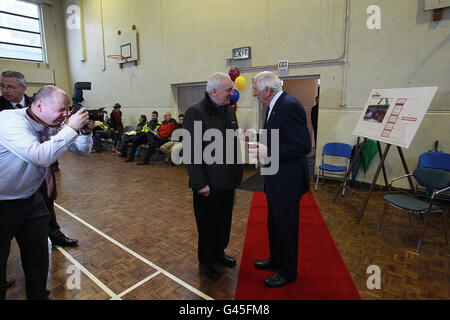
[5,150,449,300]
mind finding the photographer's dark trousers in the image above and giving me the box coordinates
[126,134,148,160]
[0,191,50,300]
[193,189,234,266]
[142,136,170,163]
[39,181,65,243]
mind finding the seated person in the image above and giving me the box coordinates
[159,113,183,163]
[123,111,161,161]
[92,111,112,152]
[117,114,147,157]
[132,112,177,165]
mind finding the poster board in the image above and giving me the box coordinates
[352,87,438,148]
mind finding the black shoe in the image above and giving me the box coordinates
[218,254,236,268]
[6,278,15,289]
[52,236,79,247]
[124,158,134,162]
[264,272,295,288]
[199,264,220,280]
[254,259,278,270]
[119,153,127,158]
[137,161,149,165]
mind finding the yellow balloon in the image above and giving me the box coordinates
[235,76,247,91]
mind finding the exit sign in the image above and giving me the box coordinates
[232,46,251,60]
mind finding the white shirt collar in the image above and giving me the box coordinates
[267,90,283,120]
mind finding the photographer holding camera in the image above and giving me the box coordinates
[0,85,93,300]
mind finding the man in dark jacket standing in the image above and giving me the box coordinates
[0,71,32,112]
[250,71,311,288]
[183,72,243,280]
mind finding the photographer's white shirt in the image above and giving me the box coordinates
[0,108,92,200]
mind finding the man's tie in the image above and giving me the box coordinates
[15,103,23,109]
[40,127,54,198]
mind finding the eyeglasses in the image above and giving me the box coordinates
[0,84,21,90]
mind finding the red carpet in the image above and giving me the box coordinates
[235,192,361,300]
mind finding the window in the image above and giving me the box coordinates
[0,0,45,62]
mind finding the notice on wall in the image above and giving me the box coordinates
[352,87,438,148]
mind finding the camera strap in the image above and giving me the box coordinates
[26,107,56,129]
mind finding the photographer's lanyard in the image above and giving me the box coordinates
[26,107,53,128]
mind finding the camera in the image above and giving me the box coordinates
[71,82,104,122]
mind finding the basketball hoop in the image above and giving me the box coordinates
[107,54,128,62]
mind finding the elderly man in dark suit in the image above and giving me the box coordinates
[249,71,311,288]
[184,72,243,280]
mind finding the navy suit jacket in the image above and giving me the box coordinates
[263,91,311,204]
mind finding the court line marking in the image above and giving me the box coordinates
[54,202,214,300]
[53,242,120,300]
[115,271,162,299]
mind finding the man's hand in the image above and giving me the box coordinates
[238,128,257,142]
[80,120,94,135]
[67,108,89,132]
[197,185,210,197]
[248,142,268,159]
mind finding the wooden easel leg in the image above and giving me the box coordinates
[333,138,367,202]
[377,141,389,189]
[357,143,391,223]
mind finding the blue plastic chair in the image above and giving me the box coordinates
[314,142,353,194]
[418,152,450,170]
[377,166,449,252]
[416,152,450,193]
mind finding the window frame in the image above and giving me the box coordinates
[0,0,47,63]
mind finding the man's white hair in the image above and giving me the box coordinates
[253,71,282,93]
[206,72,232,94]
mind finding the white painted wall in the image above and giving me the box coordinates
[14,0,446,188]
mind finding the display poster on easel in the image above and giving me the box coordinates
[352,87,438,148]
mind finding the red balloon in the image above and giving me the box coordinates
[228,67,240,81]
[232,104,237,112]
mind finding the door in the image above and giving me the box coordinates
[176,84,206,115]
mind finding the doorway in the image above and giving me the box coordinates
[175,83,206,115]
[281,77,319,153]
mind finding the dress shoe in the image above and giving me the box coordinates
[6,278,15,288]
[218,254,236,268]
[52,236,79,247]
[119,153,127,158]
[264,272,295,288]
[199,264,220,280]
[124,158,134,162]
[254,259,278,270]
[137,160,149,165]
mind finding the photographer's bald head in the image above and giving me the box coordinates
[30,85,92,133]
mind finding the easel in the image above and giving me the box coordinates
[333,137,415,223]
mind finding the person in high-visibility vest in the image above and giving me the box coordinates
[92,112,113,152]
[115,114,148,156]
[120,111,160,159]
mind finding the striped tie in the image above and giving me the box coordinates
[40,127,53,198]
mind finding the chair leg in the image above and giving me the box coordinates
[408,212,413,227]
[442,212,449,244]
[314,170,320,192]
[377,202,387,232]
[342,177,347,196]
[416,214,428,253]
